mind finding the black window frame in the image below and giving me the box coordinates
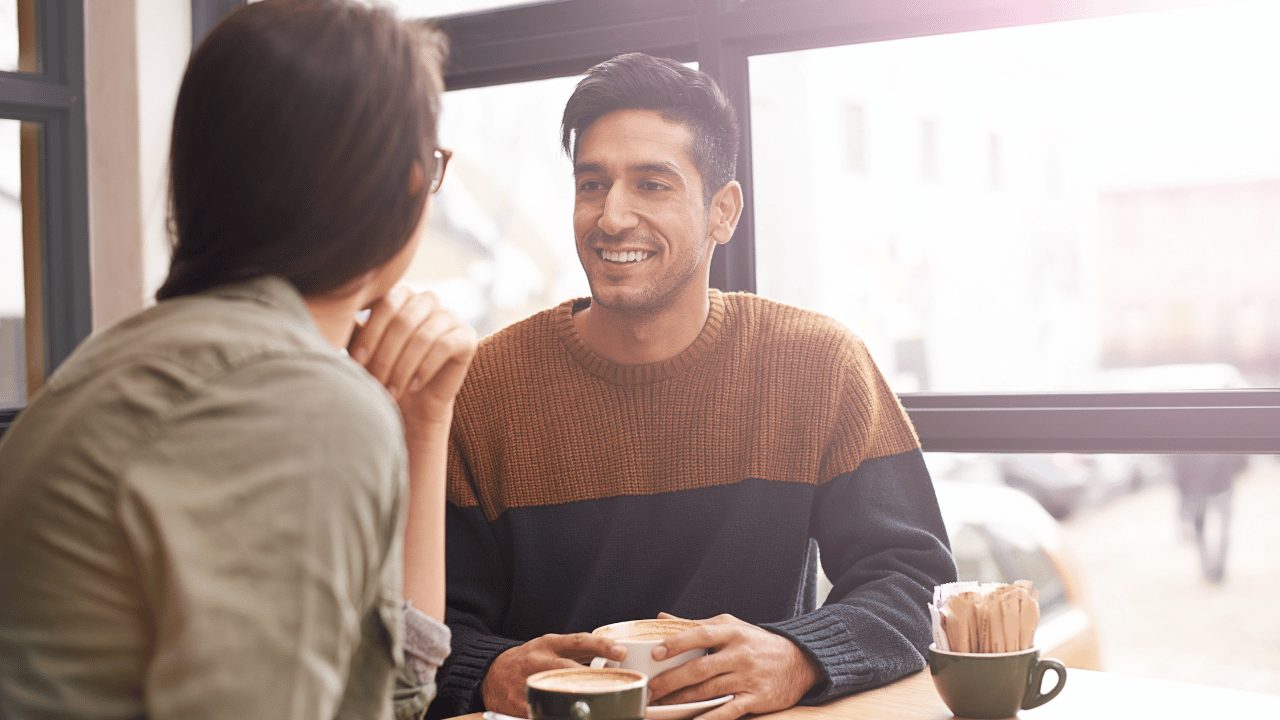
[179,0,1280,455]
[0,0,90,437]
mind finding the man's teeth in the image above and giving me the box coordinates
[601,250,653,263]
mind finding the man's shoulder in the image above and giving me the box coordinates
[722,292,869,360]
[479,304,562,351]
[468,303,567,378]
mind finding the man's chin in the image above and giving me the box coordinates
[588,284,660,313]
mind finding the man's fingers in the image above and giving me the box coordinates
[655,623,730,660]
[703,613,742,626]
[650,666,732,702]
[542,657,584,672]
[546,632,626,661]
[646,652,728,701]
[349,286,411,364]
[694,695,752,720]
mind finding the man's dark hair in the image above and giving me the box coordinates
[561,52,740,204]
[157,0,447,301]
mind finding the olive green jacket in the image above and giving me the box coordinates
[0,276,442,719]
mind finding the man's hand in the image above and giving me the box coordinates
[482,634,627,716]
[349,287,477,430]
[646,614,821,720]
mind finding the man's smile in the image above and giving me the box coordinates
[599,249,654,264]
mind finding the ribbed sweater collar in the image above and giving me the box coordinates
[554,289,728,385]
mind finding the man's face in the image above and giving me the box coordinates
[572,109,714,313]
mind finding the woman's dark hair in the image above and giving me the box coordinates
[561,52,740,204]
[157,0,447,301]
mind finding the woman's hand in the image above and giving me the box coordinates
[349,286,477,430]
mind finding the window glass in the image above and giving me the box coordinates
[927,451,1277,689]
[750,1,1280,392]
[947,524,1001,585]
[0,118,26,408]
[0,0,17,72]
[403,75,589,334]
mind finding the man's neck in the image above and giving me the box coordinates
[575,285,711,366]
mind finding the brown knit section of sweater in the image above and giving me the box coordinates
[448,290,920,517]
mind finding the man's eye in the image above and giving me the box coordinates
[577,180,605,192]
[640,181,670,192]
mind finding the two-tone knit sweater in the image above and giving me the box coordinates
[430,290,956,718]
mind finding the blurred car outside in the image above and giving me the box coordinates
[925,449,1176,523]
[996,453,1092,520]
[925,452,1103,520]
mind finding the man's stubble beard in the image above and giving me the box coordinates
[588,237,713,315]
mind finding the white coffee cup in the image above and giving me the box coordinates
[590,619,706,678]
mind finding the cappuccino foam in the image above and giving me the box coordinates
[528,669,645,694]
[595,619,698,642]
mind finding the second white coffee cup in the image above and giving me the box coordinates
[590,618,707,678]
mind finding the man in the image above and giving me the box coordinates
[1172,453,1246,583]
[430,53,955,720]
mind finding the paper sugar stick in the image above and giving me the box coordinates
[986,594,1006,653]
[1013,579,1040,651]
[976,596,995,653]
[999,591,1021,652]
[930,603,950,651]
[948,592,978,653]
[1015,579,1039,600]
[941,606,962,652]
[1019,591,1040,650]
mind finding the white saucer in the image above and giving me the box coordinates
[481,694,734,720]
[646,694,734,720]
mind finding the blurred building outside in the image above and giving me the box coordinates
[749,2,1280,394]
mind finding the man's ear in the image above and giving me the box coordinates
[709,181,744,245]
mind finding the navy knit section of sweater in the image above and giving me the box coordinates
[429,451,956,718]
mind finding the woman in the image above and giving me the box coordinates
[0,1,468,717]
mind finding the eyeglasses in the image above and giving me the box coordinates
[429,147,452,194]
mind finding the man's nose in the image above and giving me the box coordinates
[598,186,639,236]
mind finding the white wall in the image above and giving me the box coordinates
[84,0,189,329]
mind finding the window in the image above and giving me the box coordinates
[0,119,29,409]
[0,0,32,73]
[930,450,1277,685]
[400,76,589,334]
[751,5,1280,395]
[0,1,90,433]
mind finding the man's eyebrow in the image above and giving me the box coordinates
[573,161,685,179]
[630,161,684,178]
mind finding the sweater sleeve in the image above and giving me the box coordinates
[761,338,956,702]
[394,605,452,720]
[427,438,524,719]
